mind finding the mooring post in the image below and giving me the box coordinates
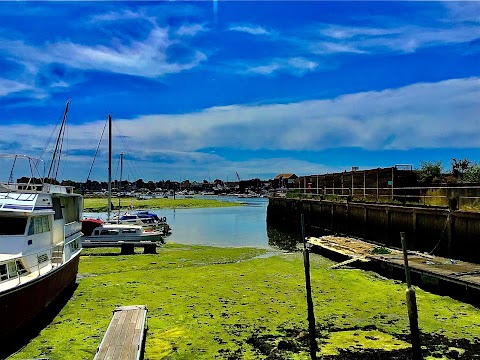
[301,214,317,360]
[400,232,423,360]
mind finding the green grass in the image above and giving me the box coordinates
[83,197,241,212]
[9,245,480,359]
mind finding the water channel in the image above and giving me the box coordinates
[84,196,301,250]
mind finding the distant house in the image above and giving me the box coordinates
[274,173,298,189]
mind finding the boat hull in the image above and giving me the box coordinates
[82,232,162,243]
[0,251,81,339]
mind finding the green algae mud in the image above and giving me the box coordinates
[9,245,480,359]
[83,197,241,212]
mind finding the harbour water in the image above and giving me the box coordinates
[84,196,301,250]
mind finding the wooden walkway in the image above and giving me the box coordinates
[308,235,480,305]
[94,305,148,360]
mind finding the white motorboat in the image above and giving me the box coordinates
[81,223,162,243]
[0,102,83,339]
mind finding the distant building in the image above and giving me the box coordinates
[274,173,298,189]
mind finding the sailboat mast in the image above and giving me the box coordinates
[47,100,70,182]
[107,114,112,221]
[118,152,123,221]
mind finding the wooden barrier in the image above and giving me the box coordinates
[267,198,480,263]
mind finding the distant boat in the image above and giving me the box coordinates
[0,102,83,339]
[81,223,162,243]
[115,210,171,236]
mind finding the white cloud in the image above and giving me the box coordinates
[0,11,208,82]
[0,78,32,97]
[246,57,319,76]
[1,77,479,180]
[229,25,270,36]
[3,76,479,154]
[175,24,207,37]
[306,21,480,54]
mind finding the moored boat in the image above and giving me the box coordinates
[115,210,171,236]
[0,155,83,339]
[82,223,163,243]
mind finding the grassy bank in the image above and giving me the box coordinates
[10,245,480,359]
[83,197,241,212]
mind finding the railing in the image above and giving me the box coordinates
[288,185,480,210]
[0,243,65,285]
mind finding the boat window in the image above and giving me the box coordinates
[0,217,27,235]
[0,260,28,282]
[53,198,63,220]
[28,216,50,235]
[100,229,119,235]
[69,239,80,252]
[0,264,7,281]
[7,262,17,277]
[121,229,137,234]
[63,197,79,223]
[16,260,27,275]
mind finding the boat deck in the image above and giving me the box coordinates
[308,235,480,305]
[94,305,148,360]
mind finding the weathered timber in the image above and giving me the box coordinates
[94,305,148,360]
[268,197,480,263]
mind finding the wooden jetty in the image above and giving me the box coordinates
[308,235,480,306]
[94,305,148,360]
[82,241,159,254]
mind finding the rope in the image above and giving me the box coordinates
[428,210,451,255]
[85,118,108,186]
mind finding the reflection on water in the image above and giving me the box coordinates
[267,226,303,252]
[84,196,299,251]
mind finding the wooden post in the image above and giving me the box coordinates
[391,167,394,201]
[400,232,423,360]
[363,170,366,198]
[302,214,317,360]
[351,171,354,197]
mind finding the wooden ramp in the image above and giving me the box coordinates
[94,305,148,360]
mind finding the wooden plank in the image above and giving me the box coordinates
[116,310,134,357]
[330,257,368,269]
[96,318,119,359]
[122,317,137,360]
[95,306,147,360]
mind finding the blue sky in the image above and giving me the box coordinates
[0,1,479,182]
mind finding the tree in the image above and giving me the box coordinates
[451,158,471,181]
[463,164,480,183]
[135,178,145,190]
[419,160,443,183]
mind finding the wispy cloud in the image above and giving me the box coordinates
[175,23,207,37]
[2,76,479,165]
[0,78,33,97]
[0,8,208,99]
[246,57,319,76]
[1,77,478,180]
[229,24,271,36]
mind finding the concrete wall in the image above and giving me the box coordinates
[267,197,480,263]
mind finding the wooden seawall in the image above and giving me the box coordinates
[267,197,480,264]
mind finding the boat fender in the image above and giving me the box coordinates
[162,217,167,222]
